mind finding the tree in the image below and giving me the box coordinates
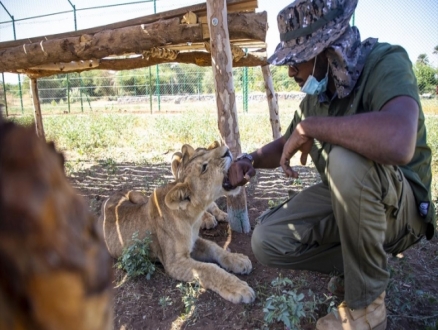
[271,66,300,92]
[416,54,429,65]
[414,62,436,94]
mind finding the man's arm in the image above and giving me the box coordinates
[227,136,287,187]
[280,96,419,176]
[250,136,287,169]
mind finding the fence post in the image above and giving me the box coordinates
[156,65,160,111]
[66,74,71,113]
[149,67,152,114]
[1,73,8,117]
[243,67,248,113]
[18,74,24,114]
[197,67,201,100]
[134,74,137,96]
[67,1,78,31]
[79,73,84,112]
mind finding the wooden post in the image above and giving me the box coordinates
[206,0,250,233]
[262,65,281,140]
[30,78,46,140]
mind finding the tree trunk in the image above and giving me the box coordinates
[262,65,281,139]
[30,78,45,140]
[206,0,250,233]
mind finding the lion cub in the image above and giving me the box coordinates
[171,141,229,230]
[99,143,255,304]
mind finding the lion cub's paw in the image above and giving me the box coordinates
[201,212,218,229]
[208,202,228,223]
[213,209,228,222]
[221,253,252,275]
[221,280,256,304]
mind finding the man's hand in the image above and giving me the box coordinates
[280,123,313,178]
[228,158,256,187]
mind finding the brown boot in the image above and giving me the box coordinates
[316,291,387,330]
[327,276,345,299]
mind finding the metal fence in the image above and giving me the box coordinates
[0,64,289,115]
[1,0,437,116]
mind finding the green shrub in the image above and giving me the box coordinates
[115,231,155,279]
[176,279,201,316]
[263,276,335,329]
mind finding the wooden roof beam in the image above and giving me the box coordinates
[0,12,267,73]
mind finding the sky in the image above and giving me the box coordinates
[1,0,437,83]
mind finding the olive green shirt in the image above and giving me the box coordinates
[284,42,436,238]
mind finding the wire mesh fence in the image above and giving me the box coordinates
[0,64,306,116]
[1,0,437,117]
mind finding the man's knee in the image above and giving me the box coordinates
[251,223,273,266]
[327,146,374,196]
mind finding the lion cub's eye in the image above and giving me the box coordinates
[201,163,208,173]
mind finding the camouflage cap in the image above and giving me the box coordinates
[268,0,358,66]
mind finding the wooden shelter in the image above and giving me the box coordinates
[0,0,282,233]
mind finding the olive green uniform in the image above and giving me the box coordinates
[251,43,436,309]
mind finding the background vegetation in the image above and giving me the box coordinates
[2,47,436,115]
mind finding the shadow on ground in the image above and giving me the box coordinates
[68,160,438,330]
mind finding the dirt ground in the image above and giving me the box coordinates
[69,160,438,330]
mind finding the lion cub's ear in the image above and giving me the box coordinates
[171,151,183,179]
[165,182,191,210]
[181,144,195,165]
[207,141,220,150]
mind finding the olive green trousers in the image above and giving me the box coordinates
[251,146,427,309]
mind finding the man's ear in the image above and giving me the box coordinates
[171,151,183,179]
[164,182,191,210]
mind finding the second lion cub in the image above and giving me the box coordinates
[99,142,255,304]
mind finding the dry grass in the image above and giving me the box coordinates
[8,97,438,329]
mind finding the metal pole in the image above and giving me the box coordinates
[67,0,78,30]
[79,73,84,112]
[134,74,137,96]
[152,0,160,111]
[0,3,16,40]
[155,70,160,112]
[67,74,71,113]
[66,1,78,113]
[197,67,201,100]
[18,74,24,114]
[0,5,24,115]
[1,73,8,117]
[243,48,249,113]
[12,16,16,41]
[149,67,152,114]
[243,67,248,113]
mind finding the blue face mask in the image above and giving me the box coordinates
[301,58,329,95]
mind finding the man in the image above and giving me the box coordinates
[228,0,436,328]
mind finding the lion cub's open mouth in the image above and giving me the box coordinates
[222,176,237,191]
[221,149,237,191]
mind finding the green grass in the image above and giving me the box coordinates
[10,102,437,207]
[422,98,438,116]
[425,115,438,206]
[10,108,295,163]
[7,100,438,329]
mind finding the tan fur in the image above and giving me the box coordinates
[99,143,255,304]
[170,140,228,230]
[0,122,113,330]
